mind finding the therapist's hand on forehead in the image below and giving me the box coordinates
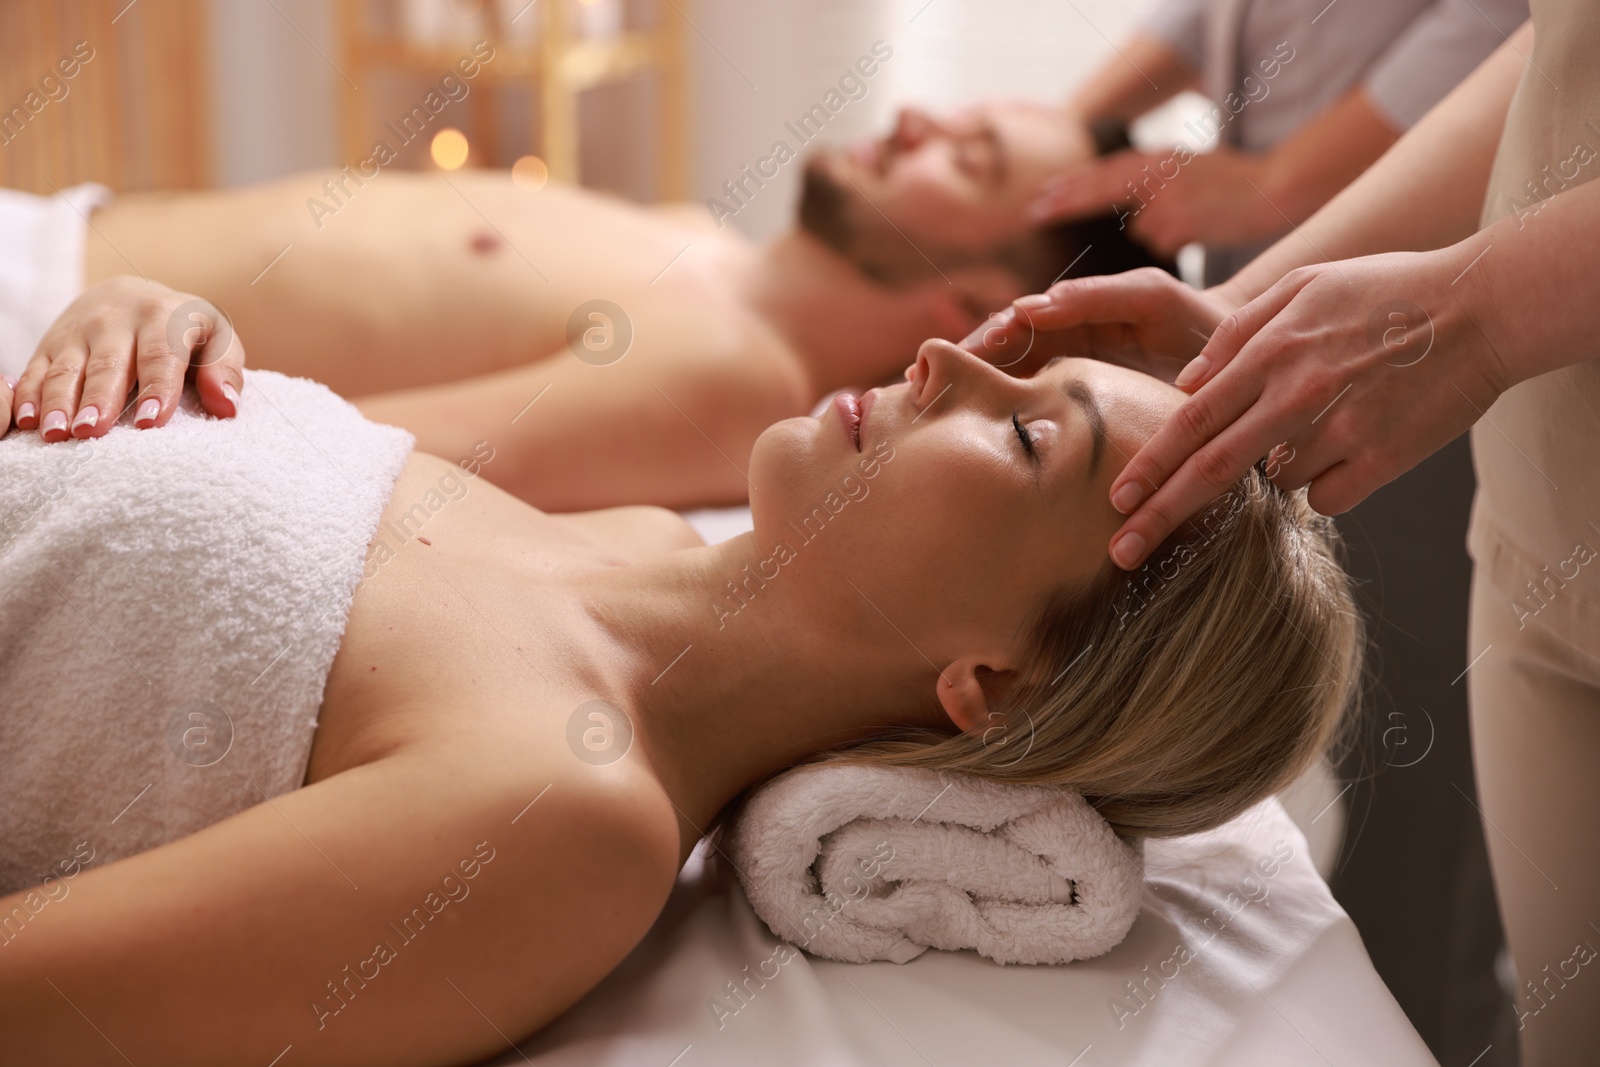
[962,242,1508,571]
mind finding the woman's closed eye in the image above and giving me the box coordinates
[1012,411,1037,460]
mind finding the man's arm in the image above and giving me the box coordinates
[1215,20,1533,308]
[355,316,810,513]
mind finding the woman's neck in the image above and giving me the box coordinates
[562,531,946,845]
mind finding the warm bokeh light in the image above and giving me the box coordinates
[431,128,470,170]
[512,155,550,191]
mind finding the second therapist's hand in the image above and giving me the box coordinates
[1105,245,1508,570]
[5,275,244,441]
[1029,146,1286,259]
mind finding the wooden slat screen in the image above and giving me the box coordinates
[0,0,209,194]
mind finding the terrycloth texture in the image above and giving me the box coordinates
[0,369,413,895]
[727,763,1144,966]
[0,183,110,378]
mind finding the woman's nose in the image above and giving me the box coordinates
[911,338,1003,414]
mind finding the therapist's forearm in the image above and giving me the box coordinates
[1064,33,1197,125]
[1465,175,1600,390]
[1216,20,1532,308]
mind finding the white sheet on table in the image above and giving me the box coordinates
[486,796,1433,1066]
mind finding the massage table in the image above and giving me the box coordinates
[478,511,1437,1067]
[485,795,1433,1066]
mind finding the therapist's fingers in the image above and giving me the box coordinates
[1027,150,1153,224]
[958,268,1171,365]
[1108,400,1298,569]
[1166,270,1309,393]
[1301,458,1374,518]
[1028,268,1190,328]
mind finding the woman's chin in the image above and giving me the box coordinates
[747,416,842,524]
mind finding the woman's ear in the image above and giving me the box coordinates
[936,657,1015,734]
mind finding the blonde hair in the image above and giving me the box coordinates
[820,465,1364,839]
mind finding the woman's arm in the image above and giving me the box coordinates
[0,747,678,1067]
[6,276,245,441]
[1215,20,1533,308]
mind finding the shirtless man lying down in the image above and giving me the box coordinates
[28,103,1166,511]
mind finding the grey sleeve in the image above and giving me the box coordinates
[1138,0,1207,75]
[1364,0,1529,131]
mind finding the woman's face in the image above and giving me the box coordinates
[748,341,1186,664]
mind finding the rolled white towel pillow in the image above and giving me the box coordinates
[727,763,1144,966]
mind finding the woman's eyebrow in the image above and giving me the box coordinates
[1063,378,1106,479]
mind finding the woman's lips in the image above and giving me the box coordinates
[858,389,876,446]
[832,392,861,451]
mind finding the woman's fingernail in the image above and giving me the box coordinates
[1014,294,1052,310]
[1111,482,1144,514]
[135,397,161,426]
[2,375,15,390]
[71,406,99,432]
[221,382,240,412]
[17,402,36,424]
[1174,354,1211,389]
[41,409,68,436]
[1111,531,1146,569]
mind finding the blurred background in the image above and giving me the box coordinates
[0,1,1511,1061]
[0,0,1177,237]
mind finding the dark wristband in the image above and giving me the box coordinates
[1087,117,1133,157]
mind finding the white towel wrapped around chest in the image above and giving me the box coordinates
[727,763,1144,966]
[0,370,413,895]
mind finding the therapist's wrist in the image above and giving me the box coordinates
[1204,279,1248,318]
[1444,236,1521,396]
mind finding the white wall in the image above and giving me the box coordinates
[207,0,338,186]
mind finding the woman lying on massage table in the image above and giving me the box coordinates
[0,278,1361,1067]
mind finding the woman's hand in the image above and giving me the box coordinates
[959,267,1238,381]
[1104,243,1508,569]
[1028,146,1287,259]
[4,275,245,442]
